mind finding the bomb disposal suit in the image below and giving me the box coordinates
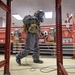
[16,10,44,64]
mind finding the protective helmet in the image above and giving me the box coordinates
[34,10,44,22]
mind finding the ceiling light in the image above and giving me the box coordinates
[45,12,53,19]
[12,14,23,20]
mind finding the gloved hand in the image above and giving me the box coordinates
[38,29,45,36]
[41,32,44,36]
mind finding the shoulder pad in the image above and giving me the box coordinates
[23,15,32,25]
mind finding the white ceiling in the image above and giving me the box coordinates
[0,0,75,26]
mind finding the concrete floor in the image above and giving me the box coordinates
[0,54,75,75]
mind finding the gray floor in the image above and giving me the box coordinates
[0,54,75,75]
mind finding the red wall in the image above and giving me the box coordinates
[0,24,75,44]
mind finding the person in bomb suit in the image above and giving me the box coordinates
[16,10,44,65]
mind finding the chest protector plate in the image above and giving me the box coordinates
[23,16,40,33]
